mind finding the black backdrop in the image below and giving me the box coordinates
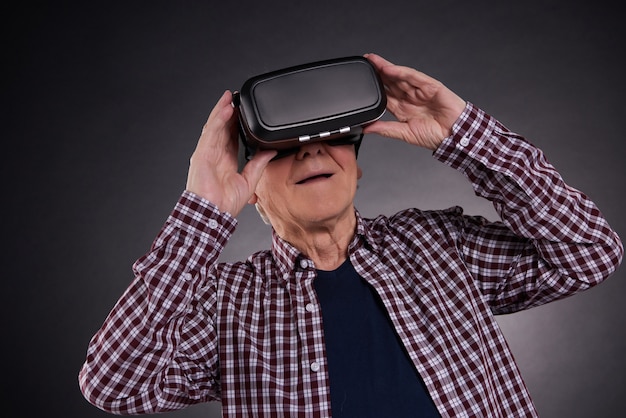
[5,1,624,417]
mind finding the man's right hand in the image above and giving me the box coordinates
[185,90,276,217]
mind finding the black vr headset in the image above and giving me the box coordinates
[233,56,387,162]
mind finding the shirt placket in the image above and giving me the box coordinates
[354,248,456,416]
[287,257,332,416]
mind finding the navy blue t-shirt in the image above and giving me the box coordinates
[314,259,441,417]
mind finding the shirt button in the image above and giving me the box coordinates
[208,219,218,229]
[459,136,470,147]
[310,362,320,372]
[305,303,316,312]
[299,259,309,269]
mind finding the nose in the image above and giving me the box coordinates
[295,141,326,160]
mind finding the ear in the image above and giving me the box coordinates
[357,165,363,180]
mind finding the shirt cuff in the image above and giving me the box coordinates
[167,191,238,246]
[432,102,497,169]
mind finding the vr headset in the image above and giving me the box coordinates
[233,56,387,162]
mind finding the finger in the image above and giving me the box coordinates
[364,53,396,71]
[383,69,429,98]
[197,90,235,150]
[366,56,430,103]
[383,93,416,118]
[365,53,415,85]
[203,90,232,131]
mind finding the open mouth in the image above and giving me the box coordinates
[296,173,333,185]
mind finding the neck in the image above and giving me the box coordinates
[276,210,356,271]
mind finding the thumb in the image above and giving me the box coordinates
[240,149,277,193]
[364,120,406,140]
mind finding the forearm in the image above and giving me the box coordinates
[434,103,623,308]
[79,192,235,414]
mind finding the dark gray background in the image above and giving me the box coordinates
[4,1,624,417]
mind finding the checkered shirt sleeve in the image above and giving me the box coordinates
[433,102,623,313]
[79,193,236,414]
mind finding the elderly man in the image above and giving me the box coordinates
[79,53,623,417]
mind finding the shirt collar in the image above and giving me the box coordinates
[270,209,384,285]
[352,208,385,255]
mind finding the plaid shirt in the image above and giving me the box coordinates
[79,103,623,417]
